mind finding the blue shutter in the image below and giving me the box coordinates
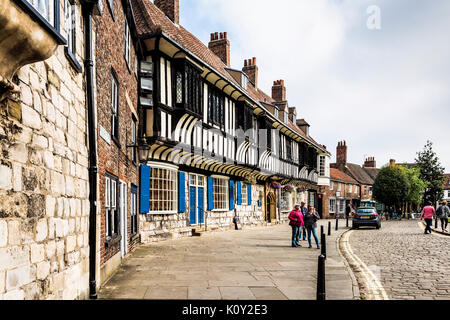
[237,182,242,205]
[178,172,186,213]
[207,177,214,211]
[248,184,252,205]
[140,165,150,214]
[229,180,235,210]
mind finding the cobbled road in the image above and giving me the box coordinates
[347,220,450,300]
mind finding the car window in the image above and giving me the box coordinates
[357,208,376,214]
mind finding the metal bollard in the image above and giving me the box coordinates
[335,217,338,231]
[320,225,324,237]
[435,217,438,229]
[321,232,326,259]
[328,221,331,236]
[346,216,349,228]
[316,254,326,301]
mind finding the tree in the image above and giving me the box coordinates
[404,167,427,211]
[415,141,445,205]
[373,162,410,209]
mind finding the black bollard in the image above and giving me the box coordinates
[317,254,326,301]
[335,217,338,231]
[321,225,324,237]
[435,217,438,229]
[328,221,331,236]
[321,232,326,259]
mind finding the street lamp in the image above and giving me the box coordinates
[127,134,151,164]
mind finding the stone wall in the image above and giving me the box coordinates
[0,0,90,299]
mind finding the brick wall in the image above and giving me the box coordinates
[93,0,139,276]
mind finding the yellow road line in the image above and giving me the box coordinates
[341,230,389,300]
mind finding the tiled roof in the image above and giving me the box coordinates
[363,167,380,181]
[131,0,328,153]
[330,168,358,184]
[346,163,374,185]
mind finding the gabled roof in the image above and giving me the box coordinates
[346,163,375,185]
[131,0,329,154]
[330,168,358,184]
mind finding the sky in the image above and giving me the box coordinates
[176,0,450,171]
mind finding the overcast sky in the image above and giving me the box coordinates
[179,0,450,171]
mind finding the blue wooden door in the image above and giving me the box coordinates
[198,187,204,224]
[189,186,196,225]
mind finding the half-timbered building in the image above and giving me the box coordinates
[131,0,331,242]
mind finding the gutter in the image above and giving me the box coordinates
[82,0,100,300]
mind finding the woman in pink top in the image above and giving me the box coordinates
[288,205,304,247]
[421,201,436,234]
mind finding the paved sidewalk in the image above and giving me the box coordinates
[99,221,355,300]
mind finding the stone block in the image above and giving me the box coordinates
[54,219,69,238]
[33,91,42,113]
[45,240,56,260]
[32,134,48,149]
[51,171,65,196]
[6,265,33,291]
[8,221,20,246]
[46,196,56,218]
[65,235,76,253]
[63,198,70,218]
[35,219,48,242]
[0,246,29,270]
[65,176,74,197]
[0,270,5,294]
[12,163,22,192]
[21,104,41,130]
[56,198,63,217]
[56,240,65,256]
[36,261,50,280]
[20,84,33,106]
[8,143,28,164]
[30,243,44,264]
[3,289,25,300]
[0,165,12,190]
[0,221,6,247]
[69,218,75,234]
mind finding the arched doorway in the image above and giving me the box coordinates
[267,192,277,223]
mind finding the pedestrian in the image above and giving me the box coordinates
[299,201,308,241]
[388,206,394,220]
[436,201,450,232]
[303,205,321,249]
[421,201,436,234]
[398,207,403,220]
[288,205,304,247]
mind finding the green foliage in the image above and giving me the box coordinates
[415,141,445,204]
[404,167,427,206]
[373,163,410,207]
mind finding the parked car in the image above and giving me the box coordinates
[352,207,381,229]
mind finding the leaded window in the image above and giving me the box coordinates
[105,174,119,238]
[280,190,289,211]
[64,0,75,54]
[111,71,119,140]
[149,167,177,213]
[208,85,225,126]
[131,186,138,235]
[241,183,248,205]
[319,156,326,176]
[329,199,336,213]
[27,0,56,27]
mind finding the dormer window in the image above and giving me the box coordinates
[241,74,248,91]
[284,112,288,123]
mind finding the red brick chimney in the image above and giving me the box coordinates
[208,32,230,67]
[242,57,258,88]
[154,0,179,24]
[336,141,347,169]
[272,80,286,102]
[363,157,376,168]
[288,107,296,123]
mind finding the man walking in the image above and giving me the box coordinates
[437,201,450,232]
[421,201,436,234]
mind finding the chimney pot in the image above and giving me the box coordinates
[243,57,259,88]
[209,31,231,66]
[252,57,256,65]
[244,59,248,67]
[224,32,227,39]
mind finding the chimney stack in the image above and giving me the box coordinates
[242,57,258,88]
[336,141,348,169]
[363,157,377,168]
[154,0,180,24]
[208,31,230,67]
[389,159,396,166]
[272,80,286,102]
[288,107,297,123]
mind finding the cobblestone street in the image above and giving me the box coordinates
[99,222,355,300]
[345,220,450,300]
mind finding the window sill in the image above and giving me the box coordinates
[147,211,178,215]
[65,47,82,73]
[130,233,140,242]
[105,234,121,248]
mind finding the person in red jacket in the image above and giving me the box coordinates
[289,205,304,247]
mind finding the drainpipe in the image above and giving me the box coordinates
[82,0,98,300]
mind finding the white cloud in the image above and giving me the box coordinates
[182,0,450,170]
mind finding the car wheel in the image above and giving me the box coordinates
[376,225,381,229]
[352,225,358,230]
